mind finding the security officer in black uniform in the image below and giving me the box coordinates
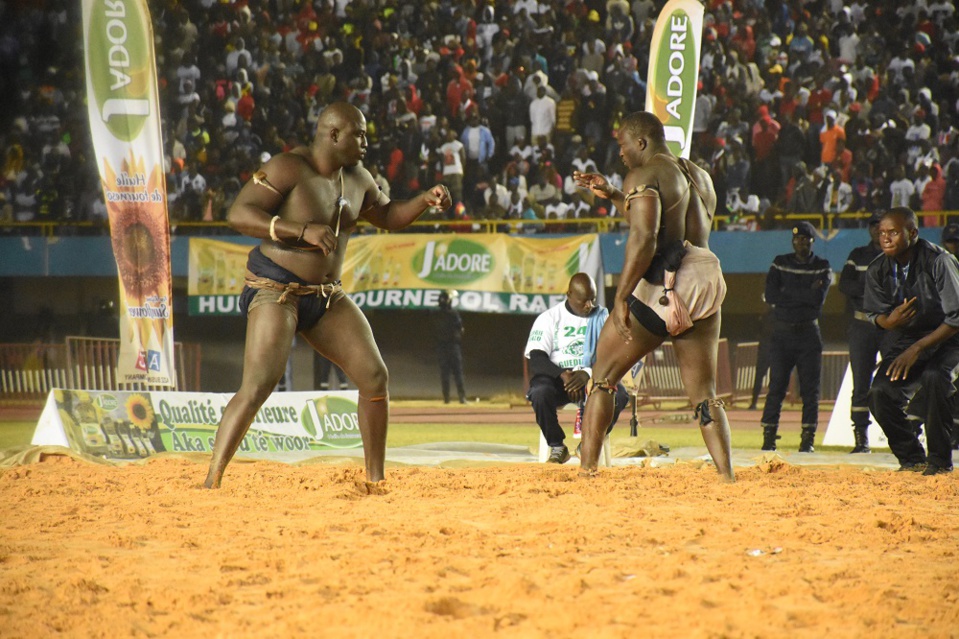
[760,221,832,452]
[432,290,467,404]
[837,212,884,453]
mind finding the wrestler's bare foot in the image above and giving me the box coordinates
[577,468,599,478]
[202,470,222,489]
[354,480,390,495]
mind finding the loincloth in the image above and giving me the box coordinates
[239,246,344,331]
[632,243,726,335]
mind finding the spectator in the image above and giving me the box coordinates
[889,165,916,210]
[459,111,495,202]
[823,169,854,224]
[921,163,947,227]
[820,109,846,166]
[529,85,556,144]
[438,128,465,207]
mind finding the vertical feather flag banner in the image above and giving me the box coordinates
[644,0,705,159]
[83,0,176,387]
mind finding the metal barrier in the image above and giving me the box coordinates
[634,339,733,409]
[6,210,915,236]
[0,339,202,406]
[65,337,202,392]
[731,342,849,406]
[0,343,70,402]
[732,341,765,406]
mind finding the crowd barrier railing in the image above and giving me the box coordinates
[0,338,202,407]
[9,209,954,237]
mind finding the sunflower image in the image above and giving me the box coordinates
[125,394,155,430]
[103,155,172,347]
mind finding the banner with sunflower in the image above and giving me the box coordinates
[32,389,363,462]
[83,0,176,386]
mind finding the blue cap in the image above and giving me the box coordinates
[792,221,816,238]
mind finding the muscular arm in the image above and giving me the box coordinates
[360,184,451,231]
[614,171,661,306]
[226,154,304,242]
[571,170,626,211]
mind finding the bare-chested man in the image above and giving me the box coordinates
[573,111,734,481]
[203,102,451,488]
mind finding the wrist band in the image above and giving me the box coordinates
[269,215,281,242]
[297,223,307,243]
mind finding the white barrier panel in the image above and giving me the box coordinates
[823,364,890,449]
[32,389,361,463]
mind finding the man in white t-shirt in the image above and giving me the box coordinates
[438,129,466,205]
[524,273,629,463]
[888,165,916,209]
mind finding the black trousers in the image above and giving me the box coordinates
[847,318,882,429]
[761,321,822,427]
[868,344,959,468]
[437,343,465,402]
[527,374,629,447]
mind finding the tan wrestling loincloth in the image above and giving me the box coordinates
[633,243,726,336]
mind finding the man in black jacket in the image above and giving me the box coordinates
[837,212,884,452]
[432,290,467,404]
[760,221,832,452]
[864,207,959,475]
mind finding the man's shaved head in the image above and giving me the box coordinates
[317,102,364,131]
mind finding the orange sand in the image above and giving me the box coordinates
[1,454,957,638]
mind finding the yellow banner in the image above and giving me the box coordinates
[187,238,253,315]
[342,233,603,313]
[83,0,175,385]
[188,234,603,315]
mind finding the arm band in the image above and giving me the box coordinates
[252,170,282,196]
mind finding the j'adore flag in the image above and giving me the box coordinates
[83,0,175,386]
[645,0,705,159]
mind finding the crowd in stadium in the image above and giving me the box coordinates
[2,0,959,234]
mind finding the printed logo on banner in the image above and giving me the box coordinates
[302,395,361,448]
[147,350,162,372]
[135,351,147,371]
[86,0,153,141]
[414,239,493,284]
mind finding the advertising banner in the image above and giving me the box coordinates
[188,234,604,315]
[187,238,251,315]
[32,389,362,463]
[644,0,705,159]
[83,0,175,385]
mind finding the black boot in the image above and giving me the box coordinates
[850,425,870,454]
[799,425,816,453]
[761,424,779,451]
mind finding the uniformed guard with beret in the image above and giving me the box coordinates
[759,221,832,452]
[837,212,883,452]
